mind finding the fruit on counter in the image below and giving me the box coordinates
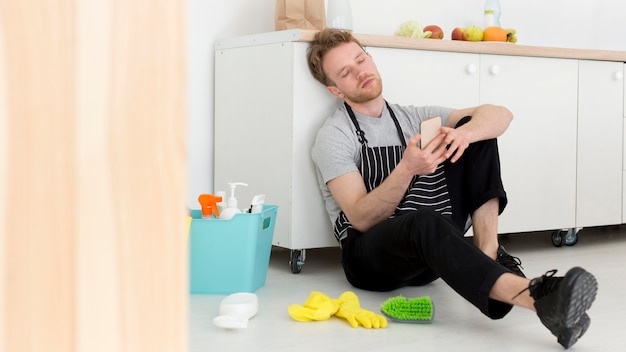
[464,26,484,41]
[505,28,518,43]
[483,26,507,41]
[395,20,432,38]
[423,25,444,39]
[450,25,517,43]
[451,27,466,41]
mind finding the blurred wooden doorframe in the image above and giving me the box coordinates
[0,1,187,351]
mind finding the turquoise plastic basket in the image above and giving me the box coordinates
[189,205,278,294]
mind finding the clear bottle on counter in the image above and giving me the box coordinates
[484,9,496,28]
[484,0,501,27]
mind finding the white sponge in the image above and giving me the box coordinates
[213,292,258,329]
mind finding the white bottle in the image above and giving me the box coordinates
[326,0,353,32]
[249,194,265,214]
[215,191,226,214]
[219,182,248,220]
[484,0,501,27]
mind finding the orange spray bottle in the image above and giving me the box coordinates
[198,194,223,219]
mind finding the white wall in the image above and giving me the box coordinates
[188,0,626,208]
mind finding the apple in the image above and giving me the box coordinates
[464,26,484,41]
[451,27,465,41]
[423,25,444,39]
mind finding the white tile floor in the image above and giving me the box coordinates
[189,226,626,351]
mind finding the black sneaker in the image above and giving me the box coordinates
[496,245,526,278]
[529,267,598,349]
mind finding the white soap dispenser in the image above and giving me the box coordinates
[219,182,248,220]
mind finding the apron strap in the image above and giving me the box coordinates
[344,101,406,147]
[385,101,406,148]
[344,102,368,145]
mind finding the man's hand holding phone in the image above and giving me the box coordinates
[420,116,442,149]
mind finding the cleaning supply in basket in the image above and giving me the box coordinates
[380,295,435,323]
[215,191,226,213]
[248,194,265,213]
[198,194,223,219]
[219,182,248,220]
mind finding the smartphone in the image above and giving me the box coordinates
[420,116,442,149]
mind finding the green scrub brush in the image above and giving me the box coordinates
[380,295,434,324]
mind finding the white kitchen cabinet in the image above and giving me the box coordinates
[577,60,624,227]
[368,48,581,234]
[214,30,626,272]
[623,63,626,223]
[214,39,338,261]
[480,55,579,234]
[366,47,479,109]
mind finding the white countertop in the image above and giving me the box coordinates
[216,29,626,62]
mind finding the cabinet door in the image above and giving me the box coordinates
[216,43,339,250]
[215,43,295,245]
[366,47,479,108]
[577,60,624,227]
[480,55,579,233]
[292,43,340,249]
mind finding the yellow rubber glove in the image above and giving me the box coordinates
[335,291,388,329]
[287,291,340,322]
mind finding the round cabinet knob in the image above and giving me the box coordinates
[489,65,501,76]
[614,71,623,81]
[465,64,477,74]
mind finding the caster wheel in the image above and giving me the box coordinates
[551,230,565,247]
[289,249,305,274]
[564,228,579,246]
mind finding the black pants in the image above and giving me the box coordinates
[341,117,513,319]
[444,116,508,232]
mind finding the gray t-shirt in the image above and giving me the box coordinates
[311,102,454,225]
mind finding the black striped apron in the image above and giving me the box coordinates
[334,102,452,243]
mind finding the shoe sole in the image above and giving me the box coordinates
[538,267,598,349]
[559,313,590,349]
